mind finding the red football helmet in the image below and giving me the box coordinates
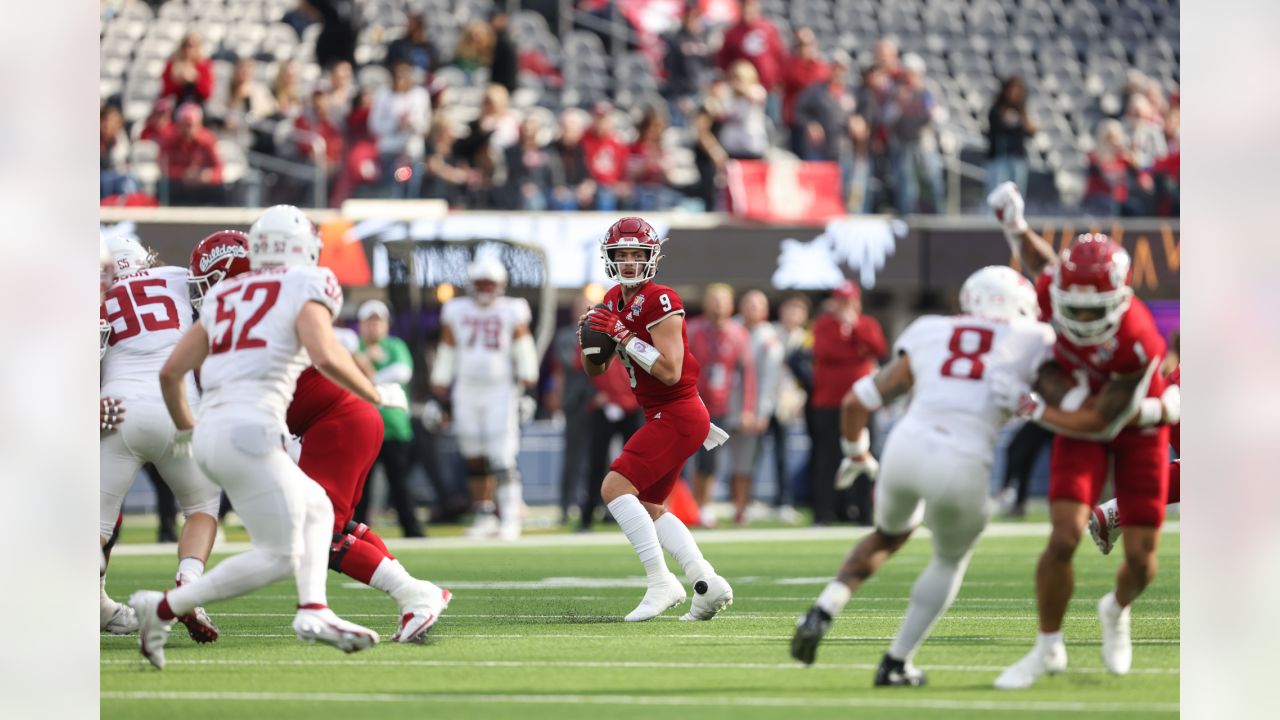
[601,216,664,287]
[189,230,251,310]
[1049,233,1133,346]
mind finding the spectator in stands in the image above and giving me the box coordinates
[1153,104,1179,216]
[768,294,809,523]
[327,86,380,206]
[663,4,713,127]
[422,116,471,205]
[100,104,136,199]
[627,108,681,211]
[217,57,276,132]
[460,84,521,161]
[1083,119,1148,216]
[740,290,789,524]
[326,60,356,127]
[548,294,597,525]
[782,27,832,155]
[716,0,786,122]
[692,85,730,212]
[353,300,425,538]
[160,32,214,108]
[140,97,176,142]
[846,114,874,213]
[488,10,519,93]
[160,103,224,206]
[582,103,631,210]
[386,12,438,73]
[295,86,343,179]
[370,58,431,198]
[501,115,563,210]
[582,355,644,532]
[886,53,944,214]
[271,61,304,119]
[1124,93,1168,171]
[550,110,600,210]
[794,52,855,163]
[717,61,770,160]
[452,20,496,80]
[687,283,757,527]
[308,0,358,70]
[282,0,317,39]
[809,281,885,526]
[986,74,1036,194]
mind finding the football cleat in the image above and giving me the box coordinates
[680,575,733,621]
[1088,501,1121,555]
[1098,592,1132,674]
[790,606,832,665]
[497,521,521,542]
[178,607,220,644]
[875,653,927,687]
[129,591,173,670]
[994,640,1069,689]
[101,600,139,635]
[466,513,500,539]
[293,607,380,653]
[624,573,686,622]
[392,586,452,643]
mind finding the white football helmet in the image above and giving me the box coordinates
[959,265,1039,323]
[467,257,508,305]
[247,205,321,269]
[105,233,156,278]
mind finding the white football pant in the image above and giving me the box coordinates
[452,383,520,468]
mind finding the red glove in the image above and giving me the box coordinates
[586,307,635,346]
[1013,390,1047,421]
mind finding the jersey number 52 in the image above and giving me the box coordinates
[210,281,281,354]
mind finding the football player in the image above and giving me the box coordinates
[791,266,1054,685]
[429,257,539,541]
[129,205,390,668]
[100,232,222,642]
[189,230,450,643]
[987,183,1180,688]
[579,217,734,622]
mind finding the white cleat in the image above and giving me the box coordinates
[392,586,453,643]
[680,575,734,621]
[466,513,500,538]
[1089,502,1120,555]
[128,591,173,670]
[293,607,380,653]
[497,522,521,542]
[624,573,686,622]
[101,599,139,635]
[1098,592,1132,675]
[994,640,1068,689]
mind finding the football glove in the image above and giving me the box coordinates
[836,429,878,488]
[421,399,447,432]
[375,383,409,412]
[586,307,636,347]
[518,393,537,425]
[171,428,193,459]
[100,396,125,432]
[986,181,1028,233]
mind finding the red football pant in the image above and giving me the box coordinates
[611,396,710,504]
[298,398,384,532]
[1050,426,1170,527]
[1167,459,1180,504]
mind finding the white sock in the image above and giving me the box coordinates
[497,481,523,524]
[100,574,120,624]
[1037,630,1064,652]
[607,495,669,582]
[654,513,714,583]
[167,549,293,616]
[176,557,206,585]
[370,558,419,603]
[888,554,970,662]
[816,581,852,616]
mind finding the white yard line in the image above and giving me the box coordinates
[200,611,1182,622]
[99,690,1179,713]
[101,632,1181,644]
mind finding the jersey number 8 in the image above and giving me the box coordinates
[940,326,995,380]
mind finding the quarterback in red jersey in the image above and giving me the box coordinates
[987,183,1181,689]
[579,217,734,622]
[189,230,450,643]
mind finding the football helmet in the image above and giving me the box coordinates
[959,265,1039,323]
[188,230,251,310]
[247,205,321,269]
[601,216,663,287]
[1049,233,1133,346]
[105,232,156,278]
[467,256,508,305]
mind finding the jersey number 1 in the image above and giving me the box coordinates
[940,326,995,380]
[210,281,281,354]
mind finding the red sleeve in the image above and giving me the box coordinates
[738,325,757,415]
[204,134,223,182]
[853,316,887,360]
[641,285,684,330]
[1035,271,1053,322]
[810,314,839,361]
[716,28,736,70]
[194,59,214,100]
[160,60,180,98]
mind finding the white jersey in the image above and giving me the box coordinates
[100,266,198,403]
[894,315,1054,458]
[198,265,343,426]
[441,295,532,388]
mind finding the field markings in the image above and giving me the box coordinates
[101,631,1181,644]
[201,611,1183,622]
[99,690,1179,713]
[99,657,1179,675]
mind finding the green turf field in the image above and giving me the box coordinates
[101,525,1179,719]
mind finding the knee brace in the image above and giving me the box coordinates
[329,532,357,572]
[342,520,372,539]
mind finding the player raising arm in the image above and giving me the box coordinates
[578,217,733,622]
[791,266,1054,686]
[129,206,382,669]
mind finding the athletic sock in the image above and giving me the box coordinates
[176,557,206,586]
[653,513,714,583]
[816,580,852,617]
[1037,630,1064,652]
[370,558,432,607]
[338,537,393,585]
[888,554,969,662]
[607,495,669,582]
[496,481,523,523]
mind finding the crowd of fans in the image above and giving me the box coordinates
[101,0,1179,217]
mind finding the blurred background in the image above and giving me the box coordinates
[99,0,1179,539]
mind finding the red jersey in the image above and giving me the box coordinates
[286,366,353,436]
[685,317,756,419]
[1167,366,1180,455]
[602,281,701,411]
[810,312,887,409]
[1035,272,1167,401]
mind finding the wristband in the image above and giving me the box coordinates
[622,336,661,374]
[1135,397,1163,427]
[852,375,884,411]
[840,428,871,458]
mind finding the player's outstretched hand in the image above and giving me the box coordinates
[421,399,449,432]
[986,181,1027,233]
[836,454,879,489]
[586,307,635,345]
[171,429,193,459]
[100,396,125,432]
[518,393,537,425]
[375,383,409,412]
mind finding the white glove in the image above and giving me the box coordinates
[990,371,1031,413]
[837,454,879,489]
[171,428,193,459]
[518,393,537,425]
[1159,384,1180,425]
[421,399,445,432]
[986,181,1028,232]
[375,383,409,412]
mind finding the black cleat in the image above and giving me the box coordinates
[790,606,833,665]
[874,653,927,687]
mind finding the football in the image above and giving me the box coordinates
[578,304,617,364]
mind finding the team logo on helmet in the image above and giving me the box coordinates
[198,242,249,273]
